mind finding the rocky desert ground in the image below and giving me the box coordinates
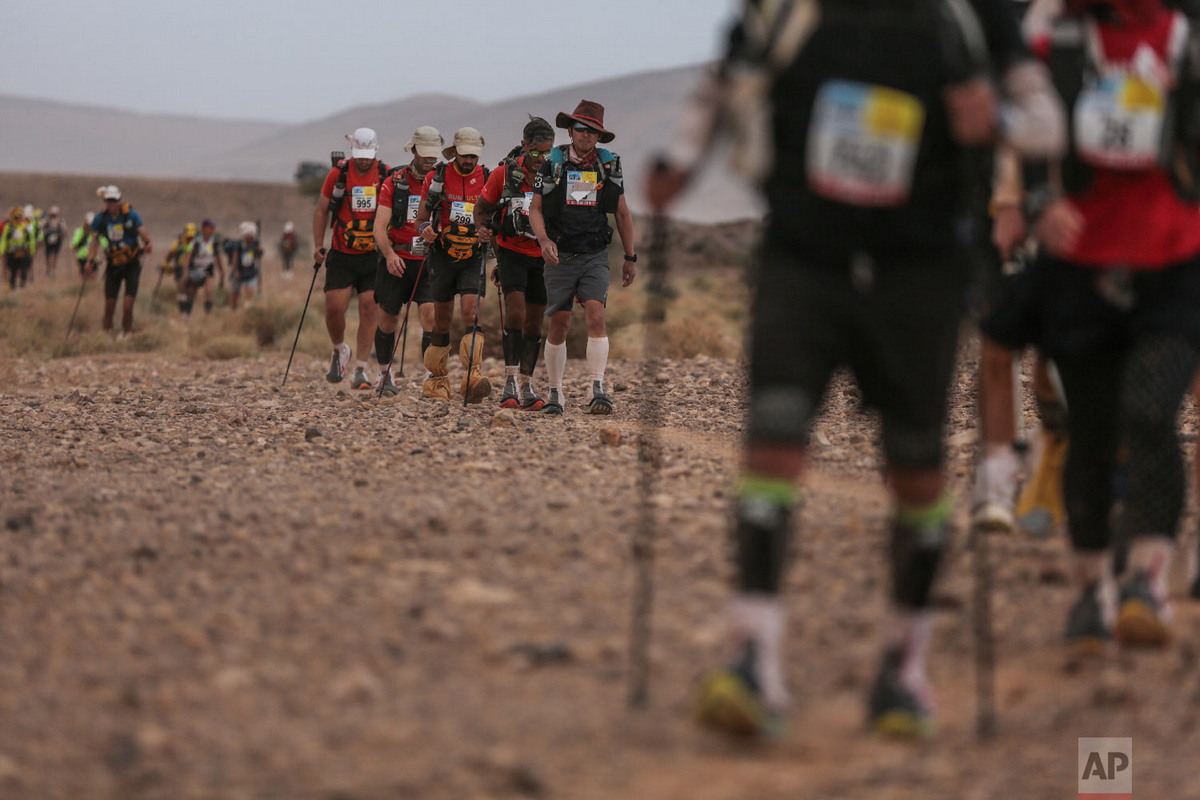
[2,173,1200,800]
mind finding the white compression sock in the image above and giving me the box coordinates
[586,336,609,385]
[544,340,567,391]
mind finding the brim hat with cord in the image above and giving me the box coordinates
[555,99,615,143]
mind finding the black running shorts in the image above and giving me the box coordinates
[375,255,432,316]
[324,249,377,294]
[427,247,485,304]
[495,247,547,305]
[104,260,143,300]
[747,243,968,470]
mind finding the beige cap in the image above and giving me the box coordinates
[443,126,485,160]
[404,125,444,159]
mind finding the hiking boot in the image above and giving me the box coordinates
[520,382,545,411]
[542,388,564,416]
[350,366,371,390]
[463,372,492,404]
[1114,571,1171,647]
[326,343,351,383]
[375,369,399,397]
[499,377,520,409]
[1064,582,1112,657]
[866,648,934,739]
[583,380,613,415]
[694,644,785,739]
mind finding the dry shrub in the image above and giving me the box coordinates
[199,334,257,360]
[240,301,299,347]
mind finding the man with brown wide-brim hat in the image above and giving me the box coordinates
[529,98,636,416]
[554,99,615,144]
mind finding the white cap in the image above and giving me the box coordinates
[283,221,295,232]
[23,204,34,218]
[345,127,378,159]
[85,212,95,225]
[239,221,256,237]
[96,184,121,201]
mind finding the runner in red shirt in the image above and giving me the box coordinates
[986,0,1200,650]
[371,126,443,396]
[312,127,389,388]
[475,117,556,410]
[414,127,492,403]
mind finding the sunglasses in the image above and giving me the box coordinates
[526,148,553,158]
[572,124,600,135]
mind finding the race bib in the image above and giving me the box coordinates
[411,236,426,256]
[351,185,378,212]
[509,192,533,217]
[806,80,925,207]
[240,251,256,268]
[450,201,474,225]
[1074,73,1165,169]
[407,194,421,222]
[566,172,598,206]
[107,223,126,242]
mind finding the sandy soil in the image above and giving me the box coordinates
[2,339,1200,800]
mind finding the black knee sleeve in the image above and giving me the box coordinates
[430,331,450,348]
[204,301,213,314]
[375,328,396,366]
[421,331,433,355]
[520,335,542,377]
[502,328,523,367]
[889,517,949,609]
[734,499,793,594]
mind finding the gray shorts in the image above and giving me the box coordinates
[544,248,608,315]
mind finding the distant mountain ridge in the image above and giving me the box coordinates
[0,65,762,223]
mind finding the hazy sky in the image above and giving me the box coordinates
[3,0,737,123]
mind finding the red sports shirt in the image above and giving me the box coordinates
[480,159,542,257]
[378,165,430,261]
[321,160,387,255]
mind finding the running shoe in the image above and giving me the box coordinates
[350,367,371,390]
[866,648,934,739]
[326,343,351,383]
[583,380,613,415]
[970,454,1018,534]
[1064,582,1112,657]
[375,369,399,397]
[499,377,520,409]
[542,388,564,416]
[694,644,785,738]
[520,383,545,411]
[1114,571,1171,647]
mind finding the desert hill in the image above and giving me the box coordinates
[0,65,764,224]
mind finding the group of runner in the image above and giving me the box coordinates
[158,218,269,316]
[310,100,637,414]
[0,204,68,289]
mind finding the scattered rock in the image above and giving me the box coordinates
[491,410,518,428]
[305,427,323,441]
[598,428,622,446]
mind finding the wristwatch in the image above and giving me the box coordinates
[623,253,638,262]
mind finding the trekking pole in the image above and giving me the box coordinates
[462,249,488,407]
[282,254,322,387]
[65,272,89,345]
[380,257,426,394]
[149,264,166,312]
[972,514,997,739]
[629,208,671,709]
